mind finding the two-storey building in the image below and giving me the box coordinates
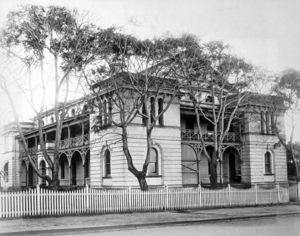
[0,77,288,190]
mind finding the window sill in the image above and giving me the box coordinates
[146,175,162,178]
[264,174,274,176]
[103,176,112,179]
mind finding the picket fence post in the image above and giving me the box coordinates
[228,184,231,207]
[277,183,280,203]
[255,184,258,205]
[85,185,89,213]
[36,185,40,215]
[165,186,169,210]
[199,186,202,208]
[128,186,131,211]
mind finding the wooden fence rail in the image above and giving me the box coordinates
[0,183,289,218]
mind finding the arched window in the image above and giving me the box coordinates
[71,109,76,116]
[104,150,111,177]
[158,98,163,126]
[148,148,158,176]
[264,152,272,174]
[4,162,8,182]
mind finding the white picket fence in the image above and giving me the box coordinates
[0,184,289,218]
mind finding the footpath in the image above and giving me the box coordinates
[1,204,300,235]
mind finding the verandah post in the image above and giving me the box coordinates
[36,184,40,215]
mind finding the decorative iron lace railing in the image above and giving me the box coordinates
[181,129,241,142]
[59,134,90,149]
[19,135,90,156]
[19,147,38,157]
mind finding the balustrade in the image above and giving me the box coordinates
[19,135,90,156]
[181,129,241,142]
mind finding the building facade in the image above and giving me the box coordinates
[0,81,288,190]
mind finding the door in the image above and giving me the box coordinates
[229,153,236,182]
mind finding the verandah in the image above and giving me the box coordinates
[0,184,289,218]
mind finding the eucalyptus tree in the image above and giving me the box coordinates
[263,69,300,181]
[0,5,114,189]
[85,34,196,190]
[170,40,257,187]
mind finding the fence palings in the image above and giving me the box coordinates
[0,183,289,218]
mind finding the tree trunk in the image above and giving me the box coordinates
[209,160,218,188]
[49,178,60,190]
[49,159,60,190]
[137,173,148,191]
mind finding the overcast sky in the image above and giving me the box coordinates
[0,0,299,140]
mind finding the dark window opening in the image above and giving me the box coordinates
[158,98,163,126]
[265,152,272,174]
[105,150,111,176]
[61,161,65,179]
[261,111,265,134]
[4,162,8,182]
[150,97,155,123]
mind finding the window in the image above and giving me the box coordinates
[103,100,107,125]
[271,113,275,134]
[207,123,214,132]
[142,102,147,125]
[158,98,164,126]
[150,97,155,123]
[148,148,158,175]
[4,162,8,182]
[264,152,272,174]
[108,98,112,124]
[71,109,76,116]
[261,111,265,134]
[50,117,54,123]
[266,112,270,134]
[185,115,195,130]
[104,150,111,177]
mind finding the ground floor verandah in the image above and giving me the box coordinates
[181,142,242,186]
[20,147,90,189]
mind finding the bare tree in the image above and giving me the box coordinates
[0,5,114,189]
